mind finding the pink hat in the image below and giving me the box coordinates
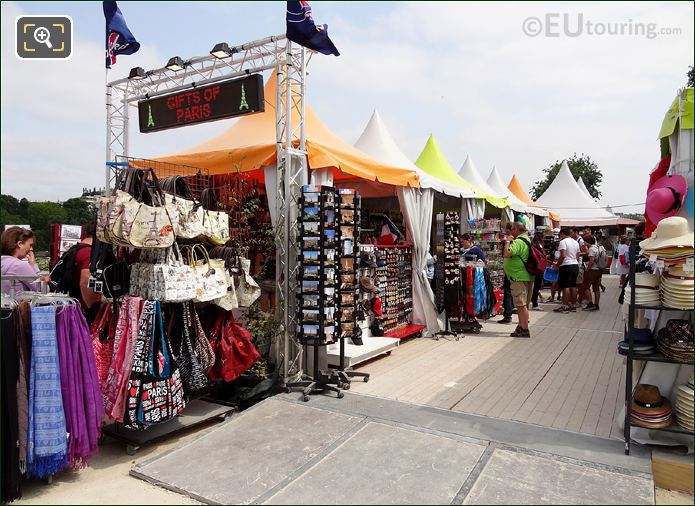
[646,174,687,225]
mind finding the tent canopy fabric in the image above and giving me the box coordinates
[354,111,474,198]
[658,87,694,139]
[457,156,510,209]
[507,175,558,220]
[151,72,419,188]
[576,177,594,199]
[485,167,529,213]
[536,161,619,226]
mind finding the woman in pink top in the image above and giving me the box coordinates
[1,227,41,295]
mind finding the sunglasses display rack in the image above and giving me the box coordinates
[623,237,694,455]
[374,245,413,334]
[287,185,344,401]
[334,189,370,386]
[468,218,504,290]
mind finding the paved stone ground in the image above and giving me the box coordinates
[131,394,656,505]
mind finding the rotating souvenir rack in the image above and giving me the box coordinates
[287,185,344,400]
[374,245,413,334]
[434,211,463,340]
[468,218,503,290]
[335,189,370,386]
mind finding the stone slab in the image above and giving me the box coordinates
[131,398,363,504]
[463,448,654,505]
[264,421,486,505]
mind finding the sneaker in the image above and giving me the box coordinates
[531,306,544,311]
[582,303,595,311]
[510,327,530,338]
[553,306,569,313]
[601,285,606,293]
[587,305,599,311]
[499,317,513,324]
[568,305,577,312]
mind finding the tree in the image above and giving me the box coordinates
[530,153,603,201]
[27,202,67,251]
[62,197,94,227]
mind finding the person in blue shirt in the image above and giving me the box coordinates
[460,234,486,263]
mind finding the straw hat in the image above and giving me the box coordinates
[645,174,687,225]
[635,273,660,288]
[640,217,694,250]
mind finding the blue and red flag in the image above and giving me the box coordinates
[286,1,339,56]
[103,1,140,68]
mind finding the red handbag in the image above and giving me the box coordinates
[91,302,116,389]
[208,313,261,383]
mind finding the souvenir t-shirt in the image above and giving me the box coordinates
[559,238,580,266]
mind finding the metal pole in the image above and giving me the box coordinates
[105,77,112,196]
[283,40,293,381]
[274,60,285,381]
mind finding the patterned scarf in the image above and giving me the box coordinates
[27,305,68,478]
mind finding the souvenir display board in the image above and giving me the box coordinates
[337,189,361,344]
[374,245,413,333]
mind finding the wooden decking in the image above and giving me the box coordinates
[352,275,627,439]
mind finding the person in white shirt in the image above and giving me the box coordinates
[616,236,630,287]
[552,228,580,313]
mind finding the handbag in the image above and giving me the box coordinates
[91,302,116,389]
[208,312,261,383]
[161,176,205,240]
[192,307,215,371]
[200,188,230,246]
[175,302,210,394]
[234,257,261,307]
[185,244,229,303]
[124,300,186,429]
[130,245,196,302]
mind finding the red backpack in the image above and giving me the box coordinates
[517,237,548,276]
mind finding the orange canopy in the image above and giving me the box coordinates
[507,175,561,221]
[151,72,419,188]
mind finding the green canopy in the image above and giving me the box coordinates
[658,87,694,139]
[414,134,509,208]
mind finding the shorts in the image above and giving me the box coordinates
[581,269,602,292]
[558,264,579,289]
[511,280,533,308]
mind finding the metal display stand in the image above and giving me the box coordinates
[287,186,344,401]
[623,237,694,455]
[102,399,236,455]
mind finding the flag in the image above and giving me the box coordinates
[379,216,402,246]
[103,1,140,68]
[286,1,340,56]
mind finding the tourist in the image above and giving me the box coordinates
[1,227,41,295]
[571,227,589,305]
[552,228,580,313]
[503,222,533,338]
[580,235,602,311]
[499,222,514,324]
[459,233,486,263]
[616,236,630,287]
[530,229,545,311]
[72,223,102,322]
[548,241,561,303]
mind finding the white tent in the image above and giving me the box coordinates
[485,167,529,213]
[458,156,508,203]
[354,110,475,198]
[354,109,444,335]
[536,161,619,226]
[576,177,594,199]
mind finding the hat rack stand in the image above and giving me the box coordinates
[623,237,694,455]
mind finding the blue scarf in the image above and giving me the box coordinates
[27,305,68,478]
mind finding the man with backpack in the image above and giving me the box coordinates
[503,221,535,338]
[50,222,101,323]
[581,234,607,311]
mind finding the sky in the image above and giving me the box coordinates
[1,1,693,213]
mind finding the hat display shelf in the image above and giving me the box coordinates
[334,189,369,388]
[287,185,344,401]
[623,237,693,455]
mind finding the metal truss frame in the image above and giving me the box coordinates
[105,33,308,382]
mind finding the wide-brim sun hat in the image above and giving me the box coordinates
[640,216,694,250]
[645,174,687,225]
[631,384,673,416]
[635,273,660,288]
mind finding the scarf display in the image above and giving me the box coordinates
[56,305,104,469]
[16,302,32,472]
[1,308,22,502]
[27,305,68,479]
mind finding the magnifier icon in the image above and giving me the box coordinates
[34,26,53,49]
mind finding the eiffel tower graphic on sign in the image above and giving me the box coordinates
[147,105,155,128]
[239,84,249,111]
